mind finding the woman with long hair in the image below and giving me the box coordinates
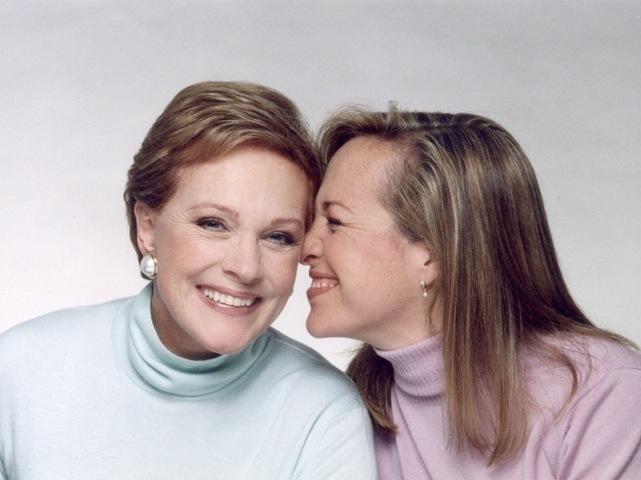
[302,108,641,478]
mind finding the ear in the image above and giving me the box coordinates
[134,202,157,255]
[406,240,438,287]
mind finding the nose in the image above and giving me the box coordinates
[301,221,324,266]
[221,235,263,284]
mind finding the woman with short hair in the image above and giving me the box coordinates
[0,82,375,479]
[302,108,641,478]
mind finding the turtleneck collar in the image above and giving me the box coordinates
[374,335,443,398]
[113,284,270,397]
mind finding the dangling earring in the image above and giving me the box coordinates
[140,254,157,280]
[419,280,428,298]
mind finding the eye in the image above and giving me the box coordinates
[197,217,228,231]
[265,231,297,247]
[327,217,342,232]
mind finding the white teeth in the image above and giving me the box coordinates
[311,280,338,289]
[202,288,256,307]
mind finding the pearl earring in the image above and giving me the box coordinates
[420,280,428,298]
[140,254,157,280]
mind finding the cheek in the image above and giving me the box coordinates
[341,238,408,305]
[263,252,300,294]
[154,223,183,257]
[156,229,219,278]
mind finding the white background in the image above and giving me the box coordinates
[2,1,640,369]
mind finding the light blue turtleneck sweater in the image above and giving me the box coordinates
[0,285,375,479]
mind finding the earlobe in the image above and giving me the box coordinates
[134,203,156,254]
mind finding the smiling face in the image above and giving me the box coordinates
[302,136,438,350]
[135,144,309,359]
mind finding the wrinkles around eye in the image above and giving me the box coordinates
[197,218,227,231]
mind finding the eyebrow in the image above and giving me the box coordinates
[188,202,303,230]
[268,217,305,230]
[188,202,238,218]
[321,200,354,213]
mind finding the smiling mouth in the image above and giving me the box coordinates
[310,280,338,289]
[200,287,258,308]
[307,279,339,300]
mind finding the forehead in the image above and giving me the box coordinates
[171,145,309,215]
[319,136,397,206]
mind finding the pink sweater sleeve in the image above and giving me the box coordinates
[557,367,641,479]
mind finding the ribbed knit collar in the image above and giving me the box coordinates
[114,283,270,397]
[374,335,444,398]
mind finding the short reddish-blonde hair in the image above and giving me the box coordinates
[124,81,320,261]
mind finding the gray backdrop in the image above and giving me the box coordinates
[2,0,640,369]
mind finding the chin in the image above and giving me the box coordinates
[306,314,339,339]
[199,329,257,356]
[307,310,371,343]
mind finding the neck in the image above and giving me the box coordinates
[368,301,443,351]
[370,319,442,351]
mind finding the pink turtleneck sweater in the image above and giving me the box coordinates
[374,335,641,479]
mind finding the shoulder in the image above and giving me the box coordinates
[264,331,377,477]
[261,328,363,403]
[260,330,375,476]
[563,335,641,386]
[267,328,333,365]
[0,296,130,366]
[525,334,641,412]
[550,337,641,477]
[568,335,641,404]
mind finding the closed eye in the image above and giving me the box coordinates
[197,217,228,231]
[327,217,342,232]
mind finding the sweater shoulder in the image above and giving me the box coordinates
[556,335,641,383]
[0,296,129,365]
[525,334,641,412]
[263,328,361,401]
[567,335,641,401]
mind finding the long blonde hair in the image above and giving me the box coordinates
[319,108,632,465]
